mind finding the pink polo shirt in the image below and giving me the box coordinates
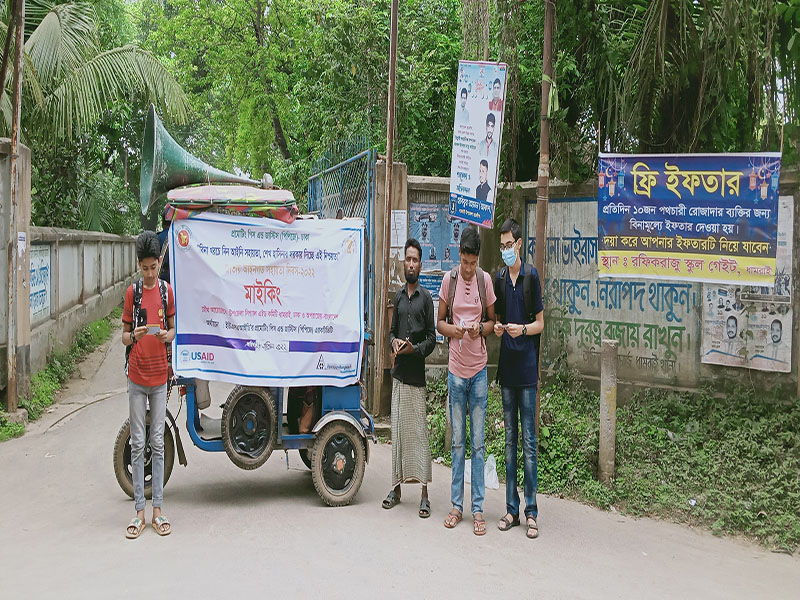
[439,270,496,379]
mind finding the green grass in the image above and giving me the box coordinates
[0,412,25,441]
[427,372,800,553]
[1,305,122,440]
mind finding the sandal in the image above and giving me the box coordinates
[473,514,486,536]
[498,513,520,531]
[526,516,539,539]
[444,509,462,528]
[125,517,145,539]
[382,490,400,510]
[152,515,171,536]
[419,497,431,519]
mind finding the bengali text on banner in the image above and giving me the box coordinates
[169,212,364,387]
[597,152,781,285]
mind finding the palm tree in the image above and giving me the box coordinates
[1,0,189,140]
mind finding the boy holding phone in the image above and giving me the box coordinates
[122,231,175,539]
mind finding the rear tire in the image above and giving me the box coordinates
[221,386,277,470]
[311,422,366,506]
[113,416,175,500]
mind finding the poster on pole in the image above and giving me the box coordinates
[701,195,793,372]
[170,212,365,387]
[598,152,782,285]
[448,60,507,228]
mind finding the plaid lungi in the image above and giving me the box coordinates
[391,379,432,486]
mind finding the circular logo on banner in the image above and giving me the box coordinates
[176,226,192,250]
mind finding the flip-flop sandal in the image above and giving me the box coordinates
[526,517,539,539]
[152,515,171,536]
[419,497,431,519]
[498,513,520,531]
[382,490,400,509]
[125,517,145,539]
[473,516,487,536]
[444,510,462,528]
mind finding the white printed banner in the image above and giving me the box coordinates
[170,212,365,386]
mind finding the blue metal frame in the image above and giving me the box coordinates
[181,378,224,452]
[307,147,377,340]
[177,377,374,455]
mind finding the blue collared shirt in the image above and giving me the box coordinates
[496,265,543,388]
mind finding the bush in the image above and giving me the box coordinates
[0,412,25,441]
[426,373,800,552]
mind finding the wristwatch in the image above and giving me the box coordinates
[522,324,527,336]
[130,331,137,344]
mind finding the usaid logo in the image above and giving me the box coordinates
[191,351,215,363]
[180,349,190,363]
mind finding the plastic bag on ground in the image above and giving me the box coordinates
[463,456,500,489]
[485,454,500,489]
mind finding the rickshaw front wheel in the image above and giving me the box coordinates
[221,386,277,470]
[311,422,366,506]
[113,416,176,500]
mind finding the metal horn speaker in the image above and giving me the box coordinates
[139,104,262,213]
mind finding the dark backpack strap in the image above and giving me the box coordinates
[159,279,169,318]
[159,279,172,367]
[522,265,542,361]
[475,267,488,322]
[446,268,458,324]
[125,279,144,376]
[522,265,534,322]
[495,267,508,322]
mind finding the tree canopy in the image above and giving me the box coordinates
[4,0,797,231]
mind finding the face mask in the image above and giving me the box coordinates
[501,247,517,267]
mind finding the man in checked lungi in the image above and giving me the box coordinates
[382,238,437,518]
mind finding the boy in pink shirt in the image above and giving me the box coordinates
[437,227,496,535]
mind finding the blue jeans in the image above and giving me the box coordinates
[501,386,538,518]
[448,367,488,514]
[128,380,167,511]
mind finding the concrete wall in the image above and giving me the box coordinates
[27,228,138,376]
[404,171,800,394]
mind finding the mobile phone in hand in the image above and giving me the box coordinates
[137,308,148,328]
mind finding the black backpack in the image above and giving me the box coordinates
[125,278,170,377]
[494,263,542,357]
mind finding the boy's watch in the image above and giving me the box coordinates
[522,324,527,336]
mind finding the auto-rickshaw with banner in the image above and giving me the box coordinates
[112,105,375,506]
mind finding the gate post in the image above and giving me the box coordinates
[599,338,618,483]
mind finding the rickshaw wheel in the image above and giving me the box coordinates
[113,416,176,500]
[221,386,277,470]
[311,421,366,506]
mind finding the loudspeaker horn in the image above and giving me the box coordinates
[139,104,262,214]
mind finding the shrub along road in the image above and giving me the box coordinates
[0,329,797,599]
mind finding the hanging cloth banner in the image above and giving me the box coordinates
[448,60,507,228]
[597,152,781,285]
[170,212,365,386]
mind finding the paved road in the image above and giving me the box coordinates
[1,330,798,599]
